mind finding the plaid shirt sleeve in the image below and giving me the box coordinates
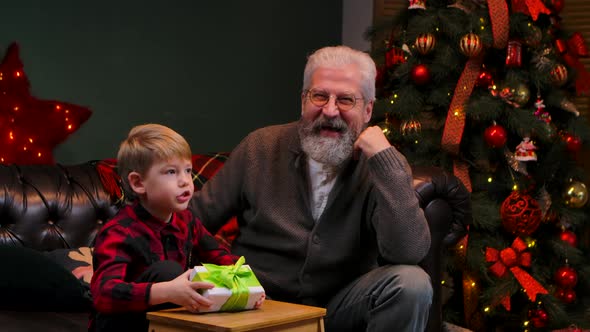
[91,222,152,314]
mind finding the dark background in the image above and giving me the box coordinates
[1,1,343,163]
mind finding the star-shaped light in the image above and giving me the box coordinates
[0,42,92,164]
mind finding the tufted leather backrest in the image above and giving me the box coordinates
[0,162,117,251]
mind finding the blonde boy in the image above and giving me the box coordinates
[90,124,238,332]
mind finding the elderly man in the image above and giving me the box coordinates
[192,45,432,331]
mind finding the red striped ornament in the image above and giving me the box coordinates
[550,63,568,86]
[459,33,482,57]
[415,33,436,55]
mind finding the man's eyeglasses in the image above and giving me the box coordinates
[305,89,363,112]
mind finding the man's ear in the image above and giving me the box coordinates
[363,99,374,123]
[128,171,146,195]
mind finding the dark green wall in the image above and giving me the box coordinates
[1,1,342,164]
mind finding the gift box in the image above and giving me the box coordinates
[189,256,265,313]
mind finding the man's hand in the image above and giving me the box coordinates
[150,269,215,313]
[353,126,392,159]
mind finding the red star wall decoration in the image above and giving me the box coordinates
[0,42,92,164]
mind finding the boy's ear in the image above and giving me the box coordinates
[127,171,146,195]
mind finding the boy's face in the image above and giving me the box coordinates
[128,157,194,222]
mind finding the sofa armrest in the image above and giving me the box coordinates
[411,165,472,332]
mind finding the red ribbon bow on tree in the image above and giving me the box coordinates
[555,32,590,95]
[485,237,548,310]
[510,0,551,21]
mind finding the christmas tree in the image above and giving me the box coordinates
[368,0,590,330]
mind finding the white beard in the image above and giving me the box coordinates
[298,116,358,167]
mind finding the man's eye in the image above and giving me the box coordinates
[337,96,355,105]
[311,93,329,102]
[166,169,176,175]
[185,168,193,174]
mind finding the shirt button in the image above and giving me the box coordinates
[312,234,320,244]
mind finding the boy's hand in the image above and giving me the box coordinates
[151,269,215,312]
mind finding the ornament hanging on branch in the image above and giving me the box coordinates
[459,33,483,57]
[411,64,431,85]
[505,148,529,175]
[544,0,565,14]
[514,137,537,161]
[400,119,422,135]
[534,95,552,123]
[559,229,578,247]
[554,265,578,289]
[555,287,577,304]
[563,180,588,208]
[500,191,542,236]
[415,33,436,55]
[506,40,523,67]
[561,132,582,154]
[528,307,549,328]
[408,0,426,10]
[476,68,494,88]
[550,63,568,86]
[484,123,508,148]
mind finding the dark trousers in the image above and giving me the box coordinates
[92,260,183,332]
[324,265,432,332]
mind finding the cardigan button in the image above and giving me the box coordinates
[312,234,320,244]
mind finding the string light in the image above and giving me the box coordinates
[488,177,493,183]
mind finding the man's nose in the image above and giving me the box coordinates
[321,96,340,117]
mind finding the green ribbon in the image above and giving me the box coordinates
[202,256,251,311]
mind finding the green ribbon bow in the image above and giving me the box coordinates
[202,256,252,311]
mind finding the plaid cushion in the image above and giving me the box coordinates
[95,153,239,248]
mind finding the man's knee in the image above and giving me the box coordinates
[381,265,432,305]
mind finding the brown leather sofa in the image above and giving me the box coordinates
[0,159,471,332]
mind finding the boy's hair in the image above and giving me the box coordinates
[117,124,192,199]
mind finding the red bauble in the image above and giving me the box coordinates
[559,230,578,247]
[555,287,577,304]
[476,69,494,88]
[554,266,578,288]
[484,124,508,148]
[546,0,564,13]
[500,191,542,236]
[562,132,582,153]
[528,308,549,328]
[411,64,431,85]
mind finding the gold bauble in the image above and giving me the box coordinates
[400,119,422,136]
[563,181,589,208]
[512,83,531,106]
[415,33,436,55]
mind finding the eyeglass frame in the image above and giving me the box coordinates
[303,88,365,112]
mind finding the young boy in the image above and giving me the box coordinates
[90,124,238,332]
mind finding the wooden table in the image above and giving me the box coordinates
[147,300,326,332]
